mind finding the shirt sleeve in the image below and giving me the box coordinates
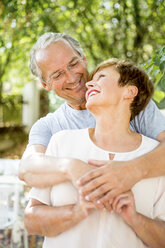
[131,100,165,140]
[29,187,51,205]
[28,135,59,204]
[28,116,53,147]
[153,177,165,221]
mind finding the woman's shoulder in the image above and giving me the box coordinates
[50,128,88,143]
[141,135,159,151]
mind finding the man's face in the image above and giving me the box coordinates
[36,40,88,109]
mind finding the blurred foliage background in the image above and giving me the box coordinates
[0,0,165,157]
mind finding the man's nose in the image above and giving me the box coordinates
[65,70,76,84]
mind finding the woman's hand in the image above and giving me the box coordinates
[75,195,96,218]
[77,160,141,207]
[67,159,96,186]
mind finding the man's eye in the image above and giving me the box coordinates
[53,73,62,79]
[70,61,79,67]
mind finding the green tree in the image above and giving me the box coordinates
[0,0,165,115]
[144,46,165,107]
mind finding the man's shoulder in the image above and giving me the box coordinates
[28,104,67,147]
[33,103,66,125]
[131,100,165,140]
[43,103,66,118]
[141,135,159,150]
[35,102,89,125]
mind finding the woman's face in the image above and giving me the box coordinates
[86,66,126,111]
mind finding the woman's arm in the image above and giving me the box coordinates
[19,144,95,187]
[112,191,165,248]
[19,144,70,187]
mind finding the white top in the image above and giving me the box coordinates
[29,129,165,248]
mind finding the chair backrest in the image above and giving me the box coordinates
[0,183,23,229]
[0,159,20,176]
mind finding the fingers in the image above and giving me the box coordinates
[96,189,119,206]
[112,192,132,212]
[88,159,108,167]
[116,198,131,213]
[78,196,96,216]
[83,182,112,201]
[103,201,113,212]
[91,199,105,210]
[77,169,103,187]
[95,191,131,213]
[113,193,129,208]
[80,199,96,209]
[88,197,112,211]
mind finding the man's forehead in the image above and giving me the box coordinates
[36,40,80,62]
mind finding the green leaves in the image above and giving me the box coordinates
[143,46,165,105]
[153,90,165,103]
[0,0,165,110]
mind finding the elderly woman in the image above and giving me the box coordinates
[29,59,165,248]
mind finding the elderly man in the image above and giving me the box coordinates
[19,32,165,237]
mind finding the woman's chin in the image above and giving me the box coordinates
[86,100,92,109]
[86,101,95,113]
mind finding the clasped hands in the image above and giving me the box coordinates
[75,159,140,225]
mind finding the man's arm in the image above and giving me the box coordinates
[24,198,89,237]
[78,131,165,204]
[131,215,165,248]
[21,144,81,236]
[113,191,165,248]
[23,154,95,236]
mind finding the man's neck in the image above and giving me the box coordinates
[68,101,87,110]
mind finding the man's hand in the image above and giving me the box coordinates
[113,191,165,247]
[77,159,142,206]
[112,191,138,227]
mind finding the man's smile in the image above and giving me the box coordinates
[66,76,85,91]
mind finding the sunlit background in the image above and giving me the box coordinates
[0,0,165,247]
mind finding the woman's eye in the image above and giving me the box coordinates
[98,74,105,79]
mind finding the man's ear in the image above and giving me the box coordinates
[41,81,51,91]
[123,85,138,100]
[82,55,88,67]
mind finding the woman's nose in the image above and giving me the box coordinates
[86,80,95,89]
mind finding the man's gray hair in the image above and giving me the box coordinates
[30,32,84,80]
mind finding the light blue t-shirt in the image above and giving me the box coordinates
[28,100,165,147]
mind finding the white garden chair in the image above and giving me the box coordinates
[0,159,28,248]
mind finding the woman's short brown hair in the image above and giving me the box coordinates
[89,58,154,120]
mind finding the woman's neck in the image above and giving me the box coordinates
[90,107,141,152]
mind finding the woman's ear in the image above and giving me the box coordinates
[41,81,51,91]
[123,85,138,100]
